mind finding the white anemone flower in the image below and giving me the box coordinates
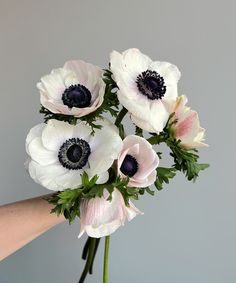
[117,135,159,187]
[169,95,208,149]
[25,119,123,191]
[110,48,181,133]
[79,188,142,238]
[37,60,105,117]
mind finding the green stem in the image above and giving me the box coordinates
[147,134,165,145]
[81,237,90,260]
[89,238,100,274]
[79,237,96,283]
[103,236,110,283]
[115,107,128,127]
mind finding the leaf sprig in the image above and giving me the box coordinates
[47,172,149,223]
[148,113,209,186]
[154,167,177,191]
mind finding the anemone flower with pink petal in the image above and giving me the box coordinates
[117,135,159,187]
[78,188,142,238]
[37,60,105,117]
[169,95,208,149]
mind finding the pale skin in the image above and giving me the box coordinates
[0,195,65,261]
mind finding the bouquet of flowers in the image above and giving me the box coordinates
[25,48,209,282]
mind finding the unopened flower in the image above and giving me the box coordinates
[37,60,105,117]
[110,48,181,133]
[25,119,122,191]
[117,135,159,187]
[79,188,142,238]
[169,95,208,149]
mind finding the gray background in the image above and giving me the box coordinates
[0,0,235,282]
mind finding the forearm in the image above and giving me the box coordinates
[0,195,65,261]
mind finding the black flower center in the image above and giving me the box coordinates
[58,138,91,170]
[120,154,138,177]
[62,84,91,108]
[136,70,166,100]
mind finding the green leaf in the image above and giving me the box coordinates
[145,187,155,196]
[155,167,177,191]
[148,115,210,183]
[135,126,143,137]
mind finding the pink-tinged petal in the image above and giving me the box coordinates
[129,169,157,188]
[175,111,199,143]
[181,128,208,149]
[135,154,159,180]
[39,68,75,100]
[117,135,159,188]
[40,93,66,114]
[64,60,88,84]
[172,95,188,113]
[169,96,208,149]
[125,201,144,221]
[78,189,141,238]
[64,60,103,92]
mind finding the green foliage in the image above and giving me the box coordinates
[47,188,82,223]
[47,172,148,223]
[155,167,177,191]
[166,138,209,182]
[40,106,78,125]
[47,172,101,223]
[148,114,209,183]
[135,126,143,137]
[39,69,120,133]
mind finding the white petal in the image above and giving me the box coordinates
[150,61,181,85]
[28,137,58,165]
[94,171,109,184]
[117,87,151,120]
[110,48,151,76]
[25,123,44,154]
[79,218,123,238]
[55,170,83,189]
[162,84,178,106]
[41,119,74,151]
[149,100,170,132]
[38,68,77,100]
[27,160,68,191]
[131,114,156,132]
[88,123,123,174]
[72,122,93,140]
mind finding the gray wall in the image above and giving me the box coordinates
[0,0,235,282]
